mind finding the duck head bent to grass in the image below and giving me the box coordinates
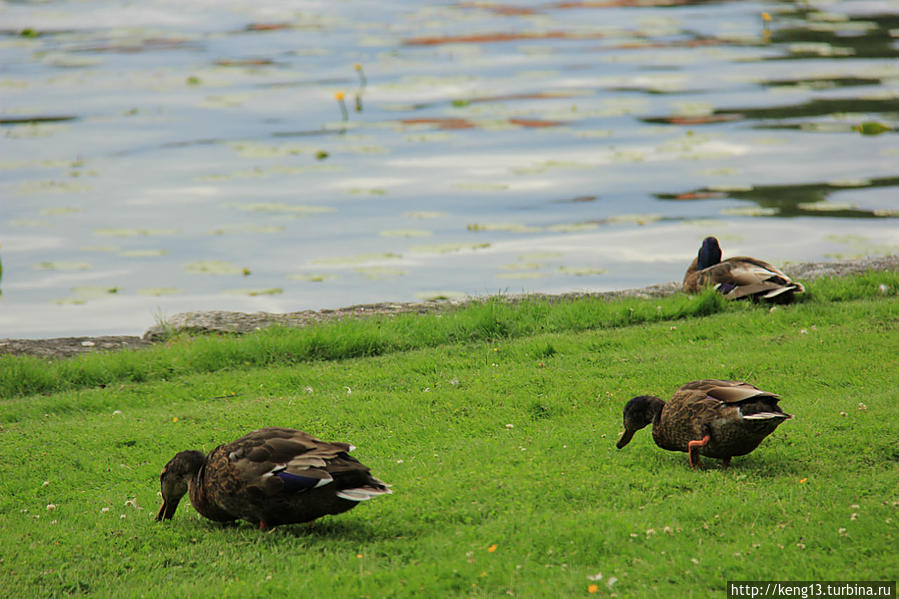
[616,380,792,468]
[156,427,391,530]
[683,236,804,303]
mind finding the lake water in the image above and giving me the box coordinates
[1,0,898,339]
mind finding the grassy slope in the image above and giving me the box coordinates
[0,274,897,598]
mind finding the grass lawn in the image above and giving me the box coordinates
[1,273,897,597]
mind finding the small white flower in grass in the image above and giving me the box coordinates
[796,543,806,549]
[850,504,859,509]
[505,423,514,429]
[879,284,888,294]
[840,411,848,417]
[100,507,110,513]
[51,520,58,525]
[42,481,50,487]
[303,386,313,394]
[850,513,858,520]
[120,514,126,519]
[838,528,847,535]
[857,402,867,411]
[663,526,673,534]
[396,459,404,464]
[345,386,352,395]
[112,410,122,415]
[423,387,430,393]
[449,378,460,386]
[607,577,618,589]
[690,558,699,564]
[645,528,655,536]
[799,329,808,335]
[587,573,603,582]
[46,504,57,511]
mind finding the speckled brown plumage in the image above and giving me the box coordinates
[683,237,804,302]
[616,379,792,467]
[156,427,391,529]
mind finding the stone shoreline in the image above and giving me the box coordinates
[2,254,896,360]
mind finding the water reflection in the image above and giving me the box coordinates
[658,176,899,219]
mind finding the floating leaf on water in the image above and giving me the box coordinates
[119,249,169,257]
[720,206,779,216]
[17,180,92,194]
[288,273,338,282]
[227,141,315,158]
[873,209,899,217]
[787,42,854,57]
[797,201,858,212]
[827,178,870,188]
[138,288,181,296]
[706,184,754,192]
[223,288,283,296]
[36,261,93,271]
[208,224,285,235]
[607,213,662,225]
[184,260,249,275]
[346,188,387,195]
[413,290,468,301]
[500,262,544,271]
[558,266,607,276]
[311,252,402,265]
[547,222,599,233]
[852,122,891,136]
[94,228,178,237]
[408,242,491,254]
[467,223,542,233]
[353,266,406,280]
[11,219,50,228]
[380,229,432,238]
[403,211,447,219]
[225,202,335,215]
[40,206,81,216]
[453,182,510,192]
[518,252,562,261]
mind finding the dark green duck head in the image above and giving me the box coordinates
[697,236,722,270]
[156,450,205,521]
[616,395,666,449]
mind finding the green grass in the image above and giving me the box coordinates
[1,272,897,597]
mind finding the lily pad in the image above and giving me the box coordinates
[558,266,607,276]
[40,206,81,216]
[225,202,335,215]
[311,252,402,266]
[288,273,338,282]
[94,228,178,237]
[354,266,406,280]
[138,288,181,296]
[720,207,779,216]
[36,261,93,271]
[409,243,491,254]
[467,223,543,233]
[185,261,250,275]
[547,222,599,233]
[380,229,432,238]
[403,211,448,219]
[798,201,858,212]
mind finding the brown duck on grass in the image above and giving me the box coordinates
[683,236,804,302]
[156,427,391,530]
[616,379,792,468]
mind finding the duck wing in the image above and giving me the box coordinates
[223,427,390,500]
[707,258,804,300]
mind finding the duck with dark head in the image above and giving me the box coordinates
[616,379,792,468]
[683,236,804,303]
[156,427,391,530]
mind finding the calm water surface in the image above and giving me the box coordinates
[1,0,898,338]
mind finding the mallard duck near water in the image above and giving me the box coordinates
[616,380,792,468]
[683,236,804,302]
[156,427,391,530]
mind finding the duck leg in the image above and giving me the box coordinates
[720,457,731,469]
[687,435,710,468]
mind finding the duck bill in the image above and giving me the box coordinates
[616,428,636,449]
[156,496,181,521]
